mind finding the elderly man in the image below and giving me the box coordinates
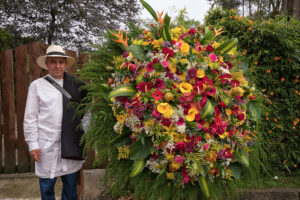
[24,45,87,200]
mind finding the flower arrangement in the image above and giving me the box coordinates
[106,1,259,198]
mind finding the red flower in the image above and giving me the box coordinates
[175,141,186,150]
[152,90,164,101]
[237,113,245,121]
[162,47,174,59]
[206,45,214,52]
[155,78,165,89]
[137,82,152,93]
[218,102,226,108]
[195,42,202,51]
[161,118,172,127]
[188,68,197,79]
[188,28,197,35]
[177,117,185,126]
[153,58,159,63]
[129,63,139,72]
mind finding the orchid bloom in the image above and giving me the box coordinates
[157,11,165,29]
[112,30,128,48]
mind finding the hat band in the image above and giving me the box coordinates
[46,51,66,56]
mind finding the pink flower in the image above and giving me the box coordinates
[174,155,184,164]
[207,87,216,96]
[152,109,161,118]
[161,60,169,68]
[203,143,209,150]
[183,175,189,184]
[152,90,164,101]
[129,63,139,72]
[196,123,202,130]
[209,53,218,62]
[146,62,154,72]
[195,42,202,51]
[177,117,185,126]
[176,42,182,49]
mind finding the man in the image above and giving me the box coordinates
[24,45,87,200]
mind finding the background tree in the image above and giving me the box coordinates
[0,0,140,50]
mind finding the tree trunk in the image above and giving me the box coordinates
[48,6,56,44]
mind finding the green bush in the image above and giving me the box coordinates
[0,28,12,51]
[205,8,300,175]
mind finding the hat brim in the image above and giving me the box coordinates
[37,55,76,70]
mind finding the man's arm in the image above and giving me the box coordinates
[23,82,40,162]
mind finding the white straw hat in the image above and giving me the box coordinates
[37,45,75,70]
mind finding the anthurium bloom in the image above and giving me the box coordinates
[179,82,193,93]
[157,103,172,114]
[186,108,198,121]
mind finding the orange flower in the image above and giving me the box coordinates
[277,125,280,128]
[268,130,272,133]
[266,112,269,116]
[295,78,299,83]
[266,117,269,120]
[274,56,281,61]
[293,121,297,126]
[234,15,238,19]
[112,30,128,48]
[248,20,253,24]
[242,49,247,55]
[249,27,252,31]
[274,118,277,122]
[266,69,271,73]
[254,61,258,65]
[270,92,274,96]
[238,16,243,21]
[230,16,233,19]
[156,11,166,29]
[281,77,285,82]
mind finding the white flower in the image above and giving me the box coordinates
[177,124,186,133]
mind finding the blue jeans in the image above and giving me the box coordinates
[39,171,79,200]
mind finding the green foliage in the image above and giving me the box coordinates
[205,8,300,175]
[0,28,12,51]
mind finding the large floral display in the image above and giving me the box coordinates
[106,1,259,199]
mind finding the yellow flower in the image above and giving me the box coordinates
[186,108,198,121]
[180,43,190,55]
[166,172,175,180]
[219,132,229,139]
[179,59,189,64]
[162,107,174,118]
[170,160,181,170]
[225,109,232,116]
[116,114,125,124]
[196,69,205,78]
[179,82,193,93]
[177,72,187,81]
[117,146,130,160]
[165,153,174,160]
[168,63,177,73]
[230,87,245,97]
[152,40,160,48]
[157,103,172,114]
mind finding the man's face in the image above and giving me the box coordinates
[45,57,66,79]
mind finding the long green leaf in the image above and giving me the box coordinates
[200,30,214,45]
[201,99,214,119]
[198,176,210,198]
[130,159,145,177]
[140,0,157,20]
[247,100,261,122]
[108,84,136,99]
[130,137,152,160]
[233,150,250,167]
[215,38,238,54]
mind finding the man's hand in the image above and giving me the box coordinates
[30,149,41,162]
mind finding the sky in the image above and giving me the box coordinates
[138,0,212,23]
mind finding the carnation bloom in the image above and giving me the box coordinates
[188,68,197,79]
[206,45,214,52]
[161,60,169,68]
[209,53,218,62]
[177,117,185,126]
[174,155,184,163]
[161,118,172,127]
[155,78,165,89]
[180,42,190,55]
[186,108,198,121]
[152,90,164,101]
[179,82,193,93]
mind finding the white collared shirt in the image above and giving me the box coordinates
[24,74,83,178]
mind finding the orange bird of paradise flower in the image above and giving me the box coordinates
[112,30,128,48]
[157,11,165,29]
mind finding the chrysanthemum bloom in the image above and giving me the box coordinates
[196,69,205,78]
[179,82,193,93]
